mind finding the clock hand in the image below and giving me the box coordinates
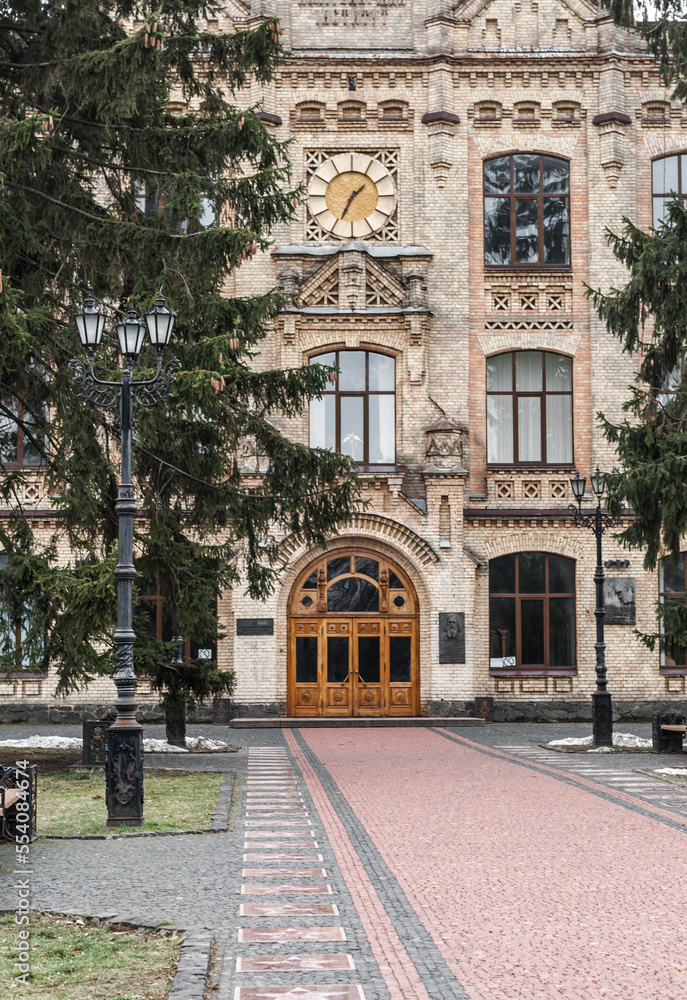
[340,185,366,219]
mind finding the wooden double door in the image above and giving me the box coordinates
[289,617,418,717]
[287,550,420,718]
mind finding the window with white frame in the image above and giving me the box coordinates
[652,154,687,229]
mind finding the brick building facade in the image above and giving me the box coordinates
[4,0,687,723]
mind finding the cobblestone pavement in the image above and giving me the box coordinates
[1,722,686,999]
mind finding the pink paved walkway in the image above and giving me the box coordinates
[296,728,687,1000]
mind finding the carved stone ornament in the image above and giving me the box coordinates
[424,416,463,464]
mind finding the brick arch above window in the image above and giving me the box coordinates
[478,333,581,356]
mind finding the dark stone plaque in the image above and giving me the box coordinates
[439,612,465,664]
[603,577,636,625]
[236,618,274,636]
[213,698,234,725]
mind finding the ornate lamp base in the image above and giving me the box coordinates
[592,691,613,748]
[106,728,144,828]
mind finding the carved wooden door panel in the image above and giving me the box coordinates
[290,619,321,716]
[323,620,353,717]
[353,619,384,716]
[387,619,416,716]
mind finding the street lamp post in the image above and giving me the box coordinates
[69,293,181,827]
[569,468,622,748]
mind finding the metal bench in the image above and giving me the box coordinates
[0,764,37,843]
[652,712,686,754]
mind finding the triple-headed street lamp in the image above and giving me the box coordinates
[69,293,181,827]
[569,468,623,748]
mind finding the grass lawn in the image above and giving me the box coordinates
[0,912,180,1000]
[39,769,225,836]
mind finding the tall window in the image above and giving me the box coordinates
[652,154,687,228]
[489,552,576,673]
[136,579,217,661]
[0,401,46,467]
[484,154,570,266]
[309,350,395,468]
[0,555,46,674]
[486,351,573,465]
[659,554,687,670]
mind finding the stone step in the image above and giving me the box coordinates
[231,715,485,728]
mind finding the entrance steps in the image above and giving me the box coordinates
[230,716,485,729]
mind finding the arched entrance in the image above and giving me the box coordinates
[287,548,419,717]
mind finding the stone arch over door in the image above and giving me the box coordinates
[287,546,420,718]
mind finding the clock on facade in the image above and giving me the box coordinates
[307,152,396,239]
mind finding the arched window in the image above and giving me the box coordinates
[486,350,573,465]
[652,154,687,228]
[484,154,570,266]
[489,552,576,673]
[659,554,687,671]
[309,350,395,468]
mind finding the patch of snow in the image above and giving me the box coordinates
[653,767,687,776]
[587,746,614,753]
[0,736,82,750]
[0,734,233,753]
[548,731,652,750]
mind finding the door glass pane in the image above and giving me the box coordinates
[549,555,575,594]
[516,352,543,391]
[355,557,378,580]
[388,570,404,589]
[484,156,511,194]
[487,353,512,391]
[546,394,572,464]
[327,556,350,581]
[309,395,335,450]
[340,396,364,461]
[338,351,366,390]
[487,395,514,463]
[515,199,539,263]
[368,353,395,390]
[513,154,540,193]
[309,352,336,389]
[303,572,318,589]
[484,197,512,265]
[543,197,570,264]
[490,554,516,593]
[517,396,541,462]
[549,596,576,667]
[545,353,572,391]
[327,578,379,613]
[661,556,685,593]
[519,552,545,592]
[520,599,544,664]
[489,597,516,664]
[296,636,318,684]
[389,636,411,682]
[653,155,679,194]
[327,636,349,683]
[368,394,395,464]
[358,636,380,683]
[543,157,568,193]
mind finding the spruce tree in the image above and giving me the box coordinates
[0,3,360,717]
[603,1,687,101]
[587,200,687,653]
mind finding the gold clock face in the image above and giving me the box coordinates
[325,171,378,222]
[308,153,396,238]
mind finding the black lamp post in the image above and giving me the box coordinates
[69,293,181,827]
[569,468,622,747]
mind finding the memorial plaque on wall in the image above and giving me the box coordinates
[236,618,274,636]
[603,577,636,625]
[439,612,465,663]
[290,1,413,51]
